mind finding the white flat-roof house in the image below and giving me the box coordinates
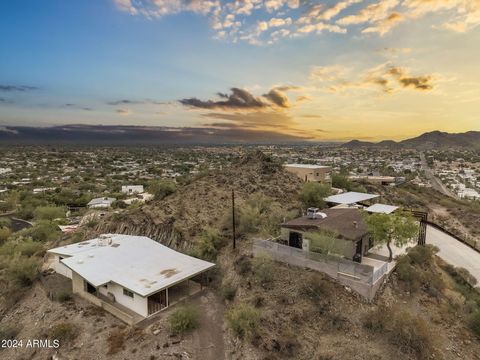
[87,197,116,209]
[121,185,144,194]
[284,164,332,184]
[47,234,215,324]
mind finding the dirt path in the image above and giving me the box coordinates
[191,290,226,360]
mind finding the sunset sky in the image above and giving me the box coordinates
[1,0,480,142]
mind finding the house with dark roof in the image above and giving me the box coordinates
[280,207,373,262]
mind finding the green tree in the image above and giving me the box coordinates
[148,180,177,200]
[365,211,419,262]
[299,182,331,209]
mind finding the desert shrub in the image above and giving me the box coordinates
[34,206,65,221]
[363,307,435,359]
[197,228,223,260]
[227,303,260,340]
[168,305,199,335]
[221,282,237,301]
[21,221,61,242]
[0,227,11,245]
[0,238,45,257]
[396,245,444,294]
[226,193,280,237]
[107,329,125,355]
[234,255,252,275]
[299,182,330,209]
[389,311,434,359]
[406,245,438,267]
[301,274,333,304]
[149,180,176,200]
[48,323,77,343]
[469,311,480,337]
[7,256,39,287]
[443,264,478,288]
[0,325,20,341]
[55,291,73,302]
[252,256,274,285]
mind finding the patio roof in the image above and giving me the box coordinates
[324,191,379,204]
[365,203,399,214]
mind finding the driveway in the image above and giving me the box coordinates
[426,225,480,286]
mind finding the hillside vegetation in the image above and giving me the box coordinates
[1,152,479,360]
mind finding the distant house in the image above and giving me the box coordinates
[121,185,144,194]
[284,164,332,184]
[280,207,372,262]
[87,197,116,209]
[47,234,215,324]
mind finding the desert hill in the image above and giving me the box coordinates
[342,130,480,149]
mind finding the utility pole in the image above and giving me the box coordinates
[232,189,236,250]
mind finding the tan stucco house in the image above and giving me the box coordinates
[284,164,332,184]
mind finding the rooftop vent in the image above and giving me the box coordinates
[307,208,327,219]
[98,234,113,246]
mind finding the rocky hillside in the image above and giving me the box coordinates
[93,151,303,250]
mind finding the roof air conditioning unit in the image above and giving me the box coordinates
[307,207,319,219]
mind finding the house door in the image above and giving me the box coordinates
[289,232,303,249]
[353,240,362,262]
[84,281,97,295]
[148,289,167,315]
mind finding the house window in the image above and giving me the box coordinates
[123,288,134,298]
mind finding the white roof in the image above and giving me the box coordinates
[284,163,330,169]
[87,197,116,206]
[325,191,379,204]
[365,203,399,214]
[48,234,215,297]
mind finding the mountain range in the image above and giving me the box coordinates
[342,131,480,149]
[0,125,479,147]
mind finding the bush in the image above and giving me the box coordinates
[363,307,435,359]
[299,182,330,209]
[234,255,252,276]
[48,323,77,343]
[197,228,223,260]
[34,206,65,221]
[0,238,45,257]
[301,274,333,304]
[149,180,176,200]
[21,221,61,242]
[396,245,444,294]
[469,311,480,337]
[0,227,11,245]
[55,291,73,302]
[221,282,237,301]
[252,256,274,285]
[7,256,39,287]
[226,303,261,340]
[168,305,199,335]
[0,325,20,341]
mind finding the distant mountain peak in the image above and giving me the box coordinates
[342,130,480,149]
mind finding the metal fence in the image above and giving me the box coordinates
[253,239,387,285]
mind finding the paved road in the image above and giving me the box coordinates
[419,153,456,198]
[426,225,480,286]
